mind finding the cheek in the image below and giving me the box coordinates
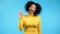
[33,9,36,11]
[32,8,36,12]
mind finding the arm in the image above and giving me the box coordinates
[38,16,42,34]
[18,17,24,31]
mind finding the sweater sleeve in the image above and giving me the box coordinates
[37,16,42,34]
[18,16,24,31]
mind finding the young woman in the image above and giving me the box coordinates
[18,1,42,34]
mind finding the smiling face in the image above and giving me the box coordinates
[29,4,36,14]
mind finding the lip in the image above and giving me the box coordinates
[30,9,34,12]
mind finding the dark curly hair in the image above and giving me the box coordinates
[25,1,42,16]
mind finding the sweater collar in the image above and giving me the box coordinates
[27,13,34,16]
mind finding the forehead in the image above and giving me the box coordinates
[31,4,36,7]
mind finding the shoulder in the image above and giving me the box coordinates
[36,16,41,18]
[21,15,27,18]
[22,15,27,17]
[36,16,41,21]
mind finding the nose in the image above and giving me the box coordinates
[31,7,33,9]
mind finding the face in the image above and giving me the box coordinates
[29,4,36,14]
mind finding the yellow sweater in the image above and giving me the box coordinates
[18,13,42,34]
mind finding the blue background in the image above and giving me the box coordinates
[0,0,60,34]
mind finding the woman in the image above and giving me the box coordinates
[18,1,42,34]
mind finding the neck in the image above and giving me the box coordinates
[28,13,34,16]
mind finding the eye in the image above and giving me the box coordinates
[33,7,36,9]
[31,6,35,9]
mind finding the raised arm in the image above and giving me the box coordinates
[18,17,24,31]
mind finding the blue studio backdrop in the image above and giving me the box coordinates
[0,0,60,34]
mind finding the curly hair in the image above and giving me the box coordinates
[25,1,42,16]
